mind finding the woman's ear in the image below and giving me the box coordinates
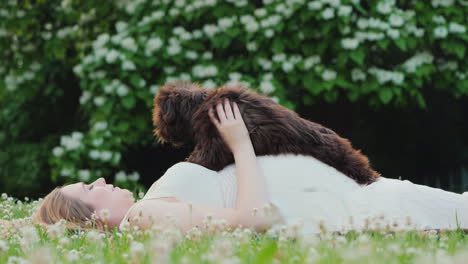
[152,81,209,146]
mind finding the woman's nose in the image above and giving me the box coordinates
[96,177,106,185]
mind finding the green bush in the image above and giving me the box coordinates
[0,0,467,191]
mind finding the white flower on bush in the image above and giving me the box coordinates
[186,50,198,60]
[322,8,335,20]
[122,61,136,71]
[402,52,434,73]
[304,56,321,70]
[254,8,267,17]
[150,85,160,94]
[168,44,182,55]
[392,72,405,85]
[193,65,218,78]
[432,15,446,24]
[60,169,73,177]
[433,26,448,38]
[202,79,217,89]
[389,14,404,27]
[203,24,219,37]
[78,170,91,182]
[282,62,294,72]
[146,37,163,54]
[202,51,213,60]
[116,21,128,33]
[92,138,103,147]
[322,70,337,81]
[121,37,138,52]
[117,85,129,96]
[100,151,113,162]
[260,80,275,94]
[264,29,274,38]
[357,18,369,29]
[105,50,120,63]
[80,91,91,104]
[229,72,242,82]
[218,17,234,30]
[246,42,257,51]
[369,67,405,85]
[128,172,140,182]
[53,147,64,157]
[351,68,366,81]
[308,1,323,10]
[272,53,286,63]
[448,23,466,34]
[377,2,392,14]
[60,133,82,151]
[431,0,454,7]
[258,58,272,70]
[89,150,100,160]
[341,38,359,49]
[93,96,106,106]
[338,6,352,16]
[115,171,127,182]
[387,29,400,39]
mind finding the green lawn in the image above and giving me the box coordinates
[1,194,467,264]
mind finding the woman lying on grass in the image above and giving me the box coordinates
[33,100,468,234]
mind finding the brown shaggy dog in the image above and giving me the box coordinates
[153,81,380,185]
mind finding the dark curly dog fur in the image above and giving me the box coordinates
[153,81,380,185]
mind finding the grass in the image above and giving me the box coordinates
[1,194,468,264]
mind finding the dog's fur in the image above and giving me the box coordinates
[153,81,380,185]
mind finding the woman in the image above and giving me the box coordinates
[33,100,468,234]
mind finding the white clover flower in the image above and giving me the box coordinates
[282,62,294,72]
[115,171,127,182]
[105,50,120,63]
[53,147,64,157]
[0,239,8,253]
[203,24,219,37]
[389,14,404,27]
[117,85,129,96]
[202,80,217,89]
[308,1,323,10]
[130,241,145,257]
[338,6,352,16]
[89,150,101,160]
[387,29,400,39]
[351,68,366,81]
[99,208,110,221]
[449,22,466,34]
[322,8,335,20]
[322,70,337,81]
[167,45,182,55]
[78,170,91,182]
[121,37,138,52]
[434,26,448,38]
[100,151,113,161]
[260,81,275,94]
[122,61,136,71]
[377,2,392,14]
[93,96,106,106]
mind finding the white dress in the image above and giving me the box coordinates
[120,154,468,234]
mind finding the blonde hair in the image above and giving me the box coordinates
[32,187,105,231]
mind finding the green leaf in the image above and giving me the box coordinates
[350,49,365,65]
[378,88,393,104]
[395,38,407,51]
[272,38,284,53]
[253,241,277,264]
[122,97,136,109]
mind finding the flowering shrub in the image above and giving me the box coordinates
[0,0,467,188]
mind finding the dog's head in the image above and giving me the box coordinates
[153,81,210,146]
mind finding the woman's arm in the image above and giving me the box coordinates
[128,99,279,232]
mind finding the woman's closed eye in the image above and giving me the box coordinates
[88,185,94,191]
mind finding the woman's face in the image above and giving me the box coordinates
[61,177,135,227]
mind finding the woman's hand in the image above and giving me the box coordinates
[209,99,250,153]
